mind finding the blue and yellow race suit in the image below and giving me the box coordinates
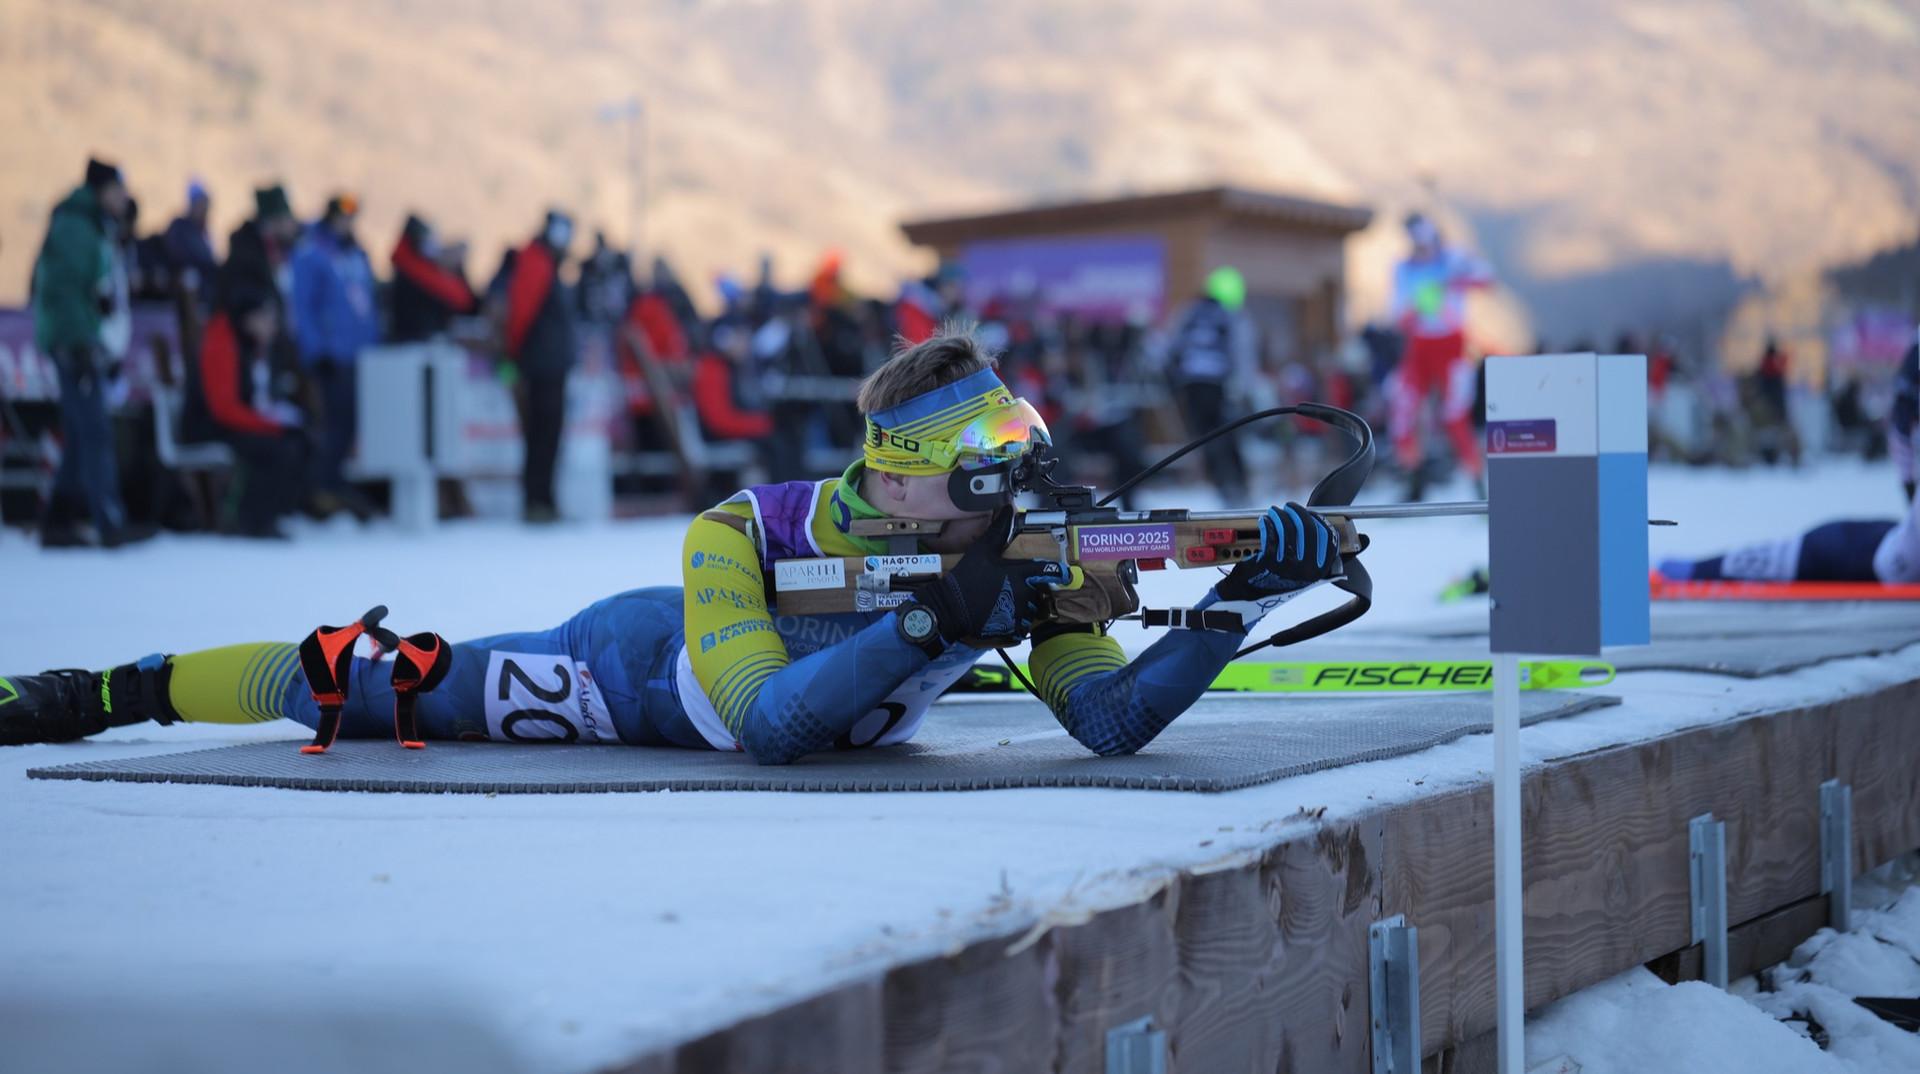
[193,461,1309,763]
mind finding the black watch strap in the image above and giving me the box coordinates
[896,602,946,658]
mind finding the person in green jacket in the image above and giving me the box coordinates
[30,158,150,548]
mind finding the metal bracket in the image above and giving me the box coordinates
[1821,779,1853,933]
[1370,915,1420,1074]
[1104,1015,1166,1074]
[1047,526,1073,582]
[1689,813,1728,988]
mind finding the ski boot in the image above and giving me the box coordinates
[0,657,180,746]
[1437,566,1492,604]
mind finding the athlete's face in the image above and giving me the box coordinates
[864,470,997,550]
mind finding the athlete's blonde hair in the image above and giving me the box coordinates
[855,321,998,415]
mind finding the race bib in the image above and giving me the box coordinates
[483,651,620,744]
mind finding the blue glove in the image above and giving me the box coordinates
[1216,503,1343,600]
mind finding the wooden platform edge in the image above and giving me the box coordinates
[602,674,1920,1074]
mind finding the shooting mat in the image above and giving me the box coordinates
[1370,602,1920,677]
[28,691,1615,795]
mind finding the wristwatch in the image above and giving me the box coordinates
[896,601,944,656]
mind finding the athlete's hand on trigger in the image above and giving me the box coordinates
[1216,502,1344,599]
[913,506,1068,649]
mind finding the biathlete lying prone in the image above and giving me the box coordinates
[2,326,1346,761]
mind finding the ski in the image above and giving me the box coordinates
[954,659,1614,695]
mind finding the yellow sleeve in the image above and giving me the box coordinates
[1028,625,1127,717]
[682,509,793,737]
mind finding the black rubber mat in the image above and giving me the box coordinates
[26,692,1617,795]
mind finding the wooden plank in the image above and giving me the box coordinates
[673,977,882,1074]
[1155,824,1381,1074]
[1164,862,1285,1072]
[1387,677,1920,1055]
[1832,685,1920,871]
[1051,889,1181,1074]
[881,931,1057,1074]
[1648,892,1832,987]
[615,677,1920,1072]
[1384,721,1812,1050]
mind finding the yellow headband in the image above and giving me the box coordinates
[862,369,1015,476]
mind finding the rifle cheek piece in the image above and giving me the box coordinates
[947,459,1018,513]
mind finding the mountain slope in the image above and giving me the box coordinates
[3,0,1916,343]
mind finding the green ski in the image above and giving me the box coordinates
[954,659,1614,695]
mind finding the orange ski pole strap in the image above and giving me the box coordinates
[389,632,451,750]
[297,606,398,754]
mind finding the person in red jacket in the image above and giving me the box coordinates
[690,322,774,501]
[692,323,772,441]
[388,214,476,343]
[502,210,578,523]
[186,289,309,538]
[616,282,691,418]
[894,262,966,346]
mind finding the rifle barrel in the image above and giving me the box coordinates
[1176,501,1489,522]
[1020,500,1491,529]
[1327,500,1489,520]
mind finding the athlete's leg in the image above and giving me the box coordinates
[1658,535,1801,581]
[1799,520,1898,581]
[156,588,692,743]
[1392,334,1457,473]
[240,587,690,743]
[1658,520,1897,583]
[1873,490,1920,583]
[6,590,693,747]
[1442,355,1483,480]
[1388,360,1426,472]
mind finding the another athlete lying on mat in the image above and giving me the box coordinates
[1661,332,1920,586]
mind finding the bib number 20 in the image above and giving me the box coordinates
[484,651,619,744]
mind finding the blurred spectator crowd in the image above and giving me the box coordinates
[2,156,1915,548]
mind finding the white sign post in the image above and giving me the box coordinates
[1492,651,1524,1074]
[1484,353,1650,1074]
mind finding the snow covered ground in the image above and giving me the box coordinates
[1,459,1916,1073]
[1528,856,1920,1074]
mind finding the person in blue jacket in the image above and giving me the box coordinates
[290,193,379,518]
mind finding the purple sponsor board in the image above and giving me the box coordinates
[1076,523,1176,561]
[958,236,1165,321]
[0,306,178,403]
[1487,419,1558,455]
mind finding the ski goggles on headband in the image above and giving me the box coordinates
[863,369,1051,477]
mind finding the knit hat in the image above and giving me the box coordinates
[254,184,292,221]
[85,157,124,189]
[1405,212,1440,247]
[1205,265,1247,312]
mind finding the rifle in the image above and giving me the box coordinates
[768,404,1485,656]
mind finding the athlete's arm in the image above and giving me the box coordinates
[1032,503,1342,756]
[1448,250,1495,290]
[1029,615,1246,756]
[682,513,935,765]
